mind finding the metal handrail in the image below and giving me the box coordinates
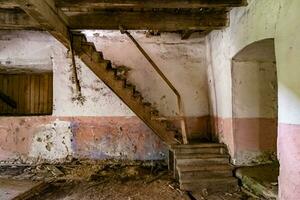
[120,28,188,144]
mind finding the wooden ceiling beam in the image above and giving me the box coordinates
[0,9,228,31]
[13,0,70,47]
[67,10,228,31]
[55,0,247,9]
[0,0,20,9]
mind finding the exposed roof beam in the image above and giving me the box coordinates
[67,10,228,31]
[0,1,19,9]
[56,0,247,9]
[0,8,40,30]
[0,8,228,32]
[0,9,228,31]
[13,0,70,47]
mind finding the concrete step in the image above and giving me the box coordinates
[177,164,234,172]
[175,153,229,160]
[173,147,224,154]
[179,169,233,180]
[180,177,239,193]
[172,143,226,149]
[176,157,230,166]
[172,144,227,154]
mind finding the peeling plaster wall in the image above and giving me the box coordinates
[0,30,209,163]
[0,117,166,162]
[84,31,209,118]
[206,0,300,199]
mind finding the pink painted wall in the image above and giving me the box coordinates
[278,124,300,199]
[0,115,210,163]
[0,116,167,162]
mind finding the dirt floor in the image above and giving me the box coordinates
[0,160,258,200]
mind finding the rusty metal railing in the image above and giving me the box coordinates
[120,27,188,144]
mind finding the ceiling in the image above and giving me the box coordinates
[0,0,247,39]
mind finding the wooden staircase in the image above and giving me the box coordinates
[71,32,181,146]
[171,143,239,193]
[70,32,238,194]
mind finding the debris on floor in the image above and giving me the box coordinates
[0,160,257,200]
[235,162,279,200]
[0,178,47,200]
[190,190,257,200]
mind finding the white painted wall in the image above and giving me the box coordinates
[232,61,277,118]
[0,30,209,118]
[206,0,280,119]
[206,0,300,129]
[84,30,209,117]
[276,0,300,125]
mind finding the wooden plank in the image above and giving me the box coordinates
[48,73,53,114]
[43,73,49,114]
[30,74,35,114]
[0,0,19,9]
[67,10,228,31]
[0,8,40,30]
[18,74,25,114]
[33,74,40,114]
[56,0,247,9]
[0,75,3,112]
[12,74,19,113]
[6,76,13,113]
[2,75,8,113]
[24,74,31,113]
[14,0,70,47]
[38,74,45,114]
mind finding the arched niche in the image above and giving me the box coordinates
[232,38,277,165]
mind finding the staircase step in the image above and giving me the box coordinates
[172,143,226,149]
[82,42,96,54]
[179,169,233,180]
[173,147,225,154]
[91,51,103,62]
[176,157,229,166]
[175,153,229,160]
[180,177,239,193]
[73,34,180,145]
[177,164,234,172]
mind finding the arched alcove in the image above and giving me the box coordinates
[232,38,277,165]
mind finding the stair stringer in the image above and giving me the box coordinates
[71,33,180,146]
